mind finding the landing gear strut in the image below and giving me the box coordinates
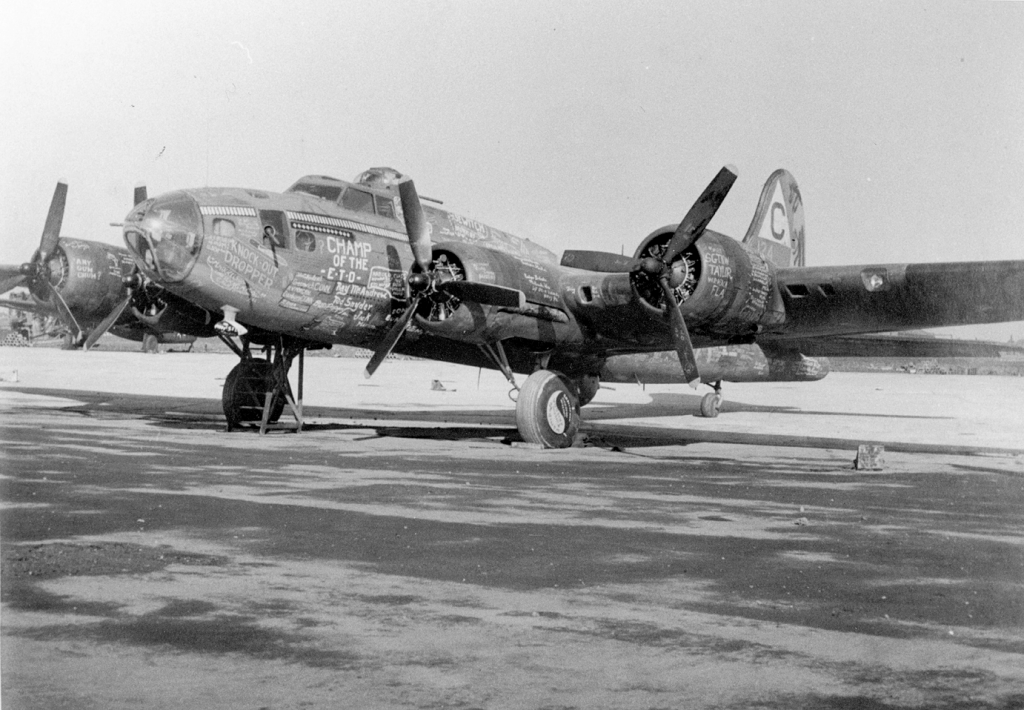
[699,380,723,418]
[220,333,307,433]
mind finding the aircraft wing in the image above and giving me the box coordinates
[0,267,27,296]
[772,261,1024,338]
[760,332,1024,359]
[0,297,52,317]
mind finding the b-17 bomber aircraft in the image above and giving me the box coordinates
[113,165,1024,447]
[0,183,205,350]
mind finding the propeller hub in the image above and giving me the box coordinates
[667,260,690,289]
[408,271,431,293]
[639,257,666,277]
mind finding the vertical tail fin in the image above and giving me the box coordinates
[742,169,806,267]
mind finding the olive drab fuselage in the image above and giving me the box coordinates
[121,172,799,376]
[122,168,1024,384]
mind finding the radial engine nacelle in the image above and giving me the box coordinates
[629,227,786,336]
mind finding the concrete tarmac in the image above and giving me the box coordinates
[1,348,1023,709]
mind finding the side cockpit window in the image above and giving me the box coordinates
[374,195,397,220]
[340,187,375,215]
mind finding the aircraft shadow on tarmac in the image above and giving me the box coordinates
[6,385,970,455]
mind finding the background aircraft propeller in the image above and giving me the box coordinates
[83,185,150,349]
[365,177,525,378]
[0,268,27,296]
[0,181,84,342]
[0,181,155,349]
[82,273,139,350]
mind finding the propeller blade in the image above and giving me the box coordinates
[83,294,132,350]
[38,181,68,264]
[43,279,82,343]
[0,268,27,295]
[663,165,738,264]
[658,277,701,388]
[365,299,420,378]
[439,281,526,309]
[134,184,148,206]
[398,179,433,273]
[560,250,640,273]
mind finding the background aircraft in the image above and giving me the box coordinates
[107,164,1024,446]
[0,183,209,350]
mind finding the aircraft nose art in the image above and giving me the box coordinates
[123,192,203,283]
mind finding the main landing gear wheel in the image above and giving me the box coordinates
[515,370,581,449]
[573,374,600,407]
[699,392,723,418]
[223,359,285,430]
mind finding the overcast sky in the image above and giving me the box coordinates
[2,0,1022,338]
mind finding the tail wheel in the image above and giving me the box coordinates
[223,359,285,428]
[515,370,581,448]
[700,392,723,418]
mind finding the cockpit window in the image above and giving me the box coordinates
[340,187,375,214]
[374,195,397,220]
[288,182,343,202]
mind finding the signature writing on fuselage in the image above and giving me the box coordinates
[704,246,731,299]
[205,234,280,290]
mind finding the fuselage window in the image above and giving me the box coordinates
[295,231,316,252]
[212,218,236,237]
[259,210,289,249]
[340,187,375,215]
[374,195,397,220]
